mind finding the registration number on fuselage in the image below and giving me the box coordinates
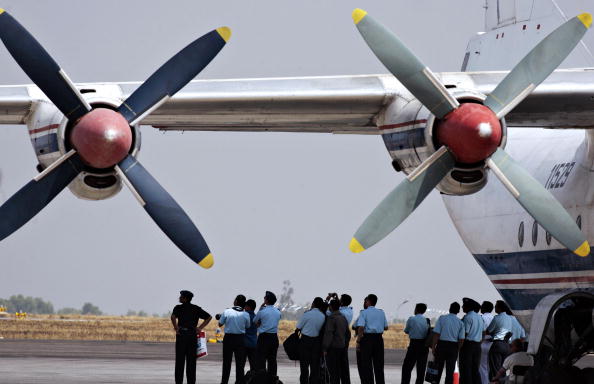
[545,162,576,189]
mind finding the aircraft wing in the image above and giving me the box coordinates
[0,68,593,130]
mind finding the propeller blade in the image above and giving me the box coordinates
[350,147,455,253]
[115,155,213,268]
[0,150,82,241]
[118,27,231,125]
[484,13,592,119]
[486,148,589,256]
[352,9,459,118]
[0,10,91,121]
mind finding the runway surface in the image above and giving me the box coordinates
[0,340,410,384]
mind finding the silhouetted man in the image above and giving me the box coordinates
[171,290,212,384]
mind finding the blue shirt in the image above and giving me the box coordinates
[510,316,526,343]
[486,312,513,341]
[462,311,484,342]
[245,310,257,348]
[297,309,326,337]
[254,305,281,334]
[404,314,430,340]
[434,314,465,342]
[355,306,388,334]
[218,307,250,334]
[340,307,354,325]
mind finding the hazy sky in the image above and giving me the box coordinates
[0,0,592,319]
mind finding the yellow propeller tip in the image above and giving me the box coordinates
[349,238,366,253]
[0,9,5,14]
[578,13,593,28]
[216,27,232,42]
[574,241,590,257]
[198,253,214,269]
[352,9,367,25]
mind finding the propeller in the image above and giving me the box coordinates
[350,9,592,257]
[0,9,231,268]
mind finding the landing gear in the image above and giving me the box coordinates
[524,290,594,384]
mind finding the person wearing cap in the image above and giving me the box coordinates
[244,299,258,371]
[171,290,212,384]
[486,301,513,380]
[219,294,251,384]
[355,294,388,384]
[480,301,495,384]
[401,303,430,384]
[296,297,326,384]
[431,302,465,384]
[254,291,282,377]
[323,298,350,384]
[459,298,484,384]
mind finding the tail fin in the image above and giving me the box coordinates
[463,0,594,71]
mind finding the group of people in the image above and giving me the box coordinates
[401,298,532,384]
[170,289,531,384]
[170,289,391,384]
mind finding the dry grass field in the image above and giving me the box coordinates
[0,315,410,349]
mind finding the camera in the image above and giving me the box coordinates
[215,313,222,321]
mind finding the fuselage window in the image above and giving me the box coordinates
[532,221,538,246]
[546,231,552,246]
[577,215,582,230]
[518,221,525,248]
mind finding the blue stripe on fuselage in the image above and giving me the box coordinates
[473,249,594,310]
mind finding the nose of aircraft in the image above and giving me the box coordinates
[70,108,132,169]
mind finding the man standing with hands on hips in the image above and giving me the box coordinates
[356,294,388,384]
[171,290,212,384]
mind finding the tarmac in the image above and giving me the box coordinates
[0,340,411,384]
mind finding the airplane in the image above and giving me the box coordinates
[0,0,593,380]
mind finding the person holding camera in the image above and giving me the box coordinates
[323,298,351,384]
[218,294,251,384]
[254,291,282,377]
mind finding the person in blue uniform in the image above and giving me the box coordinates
[254,291,282,378]
[507,310,526,344]
[459,298,484,384]
[296,297,327,384]
[244,299,258,371]
[401,303,430,384]
[431,302,465,384]
[486,300,513,380]
[171,290,212,384]
[355,294,389,384]
[353,300,368,383]
[219,294,251,384]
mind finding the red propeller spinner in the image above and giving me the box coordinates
[436,103,502,164]
[69,108,133,169]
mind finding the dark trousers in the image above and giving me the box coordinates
[246,346,257,371]
[356,347,364,382]
[401,339,429,384]
[459,340,481,384]
[435,340,459,384]
[299,335,321,384]
[488,340,510,380]
[257,333,279,377]
[340,346,351,384]
[359,333,384,384]
[326,347,349,384]
[222,334,247,384]
[175,332,197,384]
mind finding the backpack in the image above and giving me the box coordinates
[245,370,283,384]
[282,332,300,361]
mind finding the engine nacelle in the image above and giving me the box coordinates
[27,87,141,201]
[378,89,507,196]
